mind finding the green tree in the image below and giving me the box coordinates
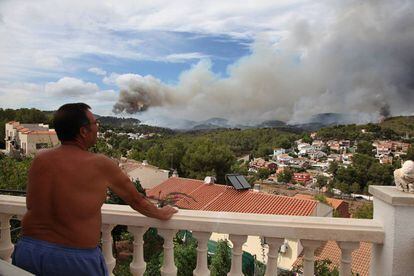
[350,182,360,194]
[405,145,414,161]
[301,133,313,144]
[334,181,350,194]
[106,180,145,205]
[328,161,339,176]
[314,194,328,204]
[181,139,236,183]
[0,156,32,190]
[353,203,373,219]
[210,240,231,276]
[367,163,393,186]
[277,168,293,183]
[174,232,197,276]
[356,141,374,156]
[293,259,339,276]
[255,145,272,158]
[316,175,329,188]
[257,168,271,180]
[91,138,121,158]
[231,161,249,175]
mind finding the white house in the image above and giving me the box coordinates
[5,121,59,156]
[273,148,286,158]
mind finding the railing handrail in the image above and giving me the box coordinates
[0,195,384,244]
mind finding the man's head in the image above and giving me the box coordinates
[54,103,98,147]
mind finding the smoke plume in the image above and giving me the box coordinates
[113,0,414,126]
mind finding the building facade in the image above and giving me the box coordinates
[5,121,59,156]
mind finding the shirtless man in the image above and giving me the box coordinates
[12,103,177,275]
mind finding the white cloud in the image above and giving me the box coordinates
[0,0,324,79]
[45,77,99,97]
[163,52,209,63]
[88,67,107,76]
[0,77,118,114]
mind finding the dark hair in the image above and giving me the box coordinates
[53,103,91,142]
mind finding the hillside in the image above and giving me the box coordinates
[380,116,414,136]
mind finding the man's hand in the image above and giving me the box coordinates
[158,205,178,220]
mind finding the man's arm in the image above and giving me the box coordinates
[99,155,177,220]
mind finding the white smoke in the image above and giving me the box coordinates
[113,0,414,126]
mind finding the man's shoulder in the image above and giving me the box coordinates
[90,153,119,168]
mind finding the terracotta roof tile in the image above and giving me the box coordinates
[294,194,346,209]
[147,177,317,216]
[293,241,371,276]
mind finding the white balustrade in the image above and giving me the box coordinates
[0,214,13,262]
[264,237,284,276]
[337,241,359,276]
[128,226,148,276]
[157,229,177,276]
[0,189,403,275]
[301,239,323,276]
[228,234,247,276]
[192,231,211,276]
[101,224,116,275]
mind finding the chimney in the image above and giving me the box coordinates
[204,176,215,185]
[172,169,179,178]
[253,184,261,192]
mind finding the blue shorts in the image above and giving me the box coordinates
[12,236,109,276]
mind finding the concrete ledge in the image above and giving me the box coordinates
[0,195,385,244]
[0,259,33,275]
[369,185,414,206]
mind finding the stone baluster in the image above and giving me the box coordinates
[337,241,359,276]
[192,231,211,276]
[264,237,284,276]
[128,226,148,276]
[0,214,13,262]
[228,234,247,276]
[301,239,323,276]
[158,229,177,276]
[101,224,116,275]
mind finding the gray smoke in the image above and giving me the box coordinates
[112,75,177,114]
[113,0,414,125]
[380,104,391,119]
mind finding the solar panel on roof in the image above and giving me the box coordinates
[235,175,251,189]
[226,174,250,190]
[227,175,243,190]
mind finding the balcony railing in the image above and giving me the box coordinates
[0,186,413,276]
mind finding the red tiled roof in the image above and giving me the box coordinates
[293,241,371,276]
[26,130,56,135]
[293,194,346,209]
[147,177,317,216]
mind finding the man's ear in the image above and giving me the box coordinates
[79,126,88,138]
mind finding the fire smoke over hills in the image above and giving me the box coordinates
[113,0,414,126]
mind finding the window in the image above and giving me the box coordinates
[36,143,49,149]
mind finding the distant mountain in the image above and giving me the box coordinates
[288,113,370,131]
[307,113,355,125]
[191,117,230,130]
[257,120,286,128]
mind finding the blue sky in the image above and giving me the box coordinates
[0,0,412,126]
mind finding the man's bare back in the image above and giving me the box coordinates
[21,106,177,249]
[22,146,110,248]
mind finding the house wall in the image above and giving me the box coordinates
[316,202,333,217]
[336,202,350,218]
[4,123,16,153]
[25,133,59,156]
